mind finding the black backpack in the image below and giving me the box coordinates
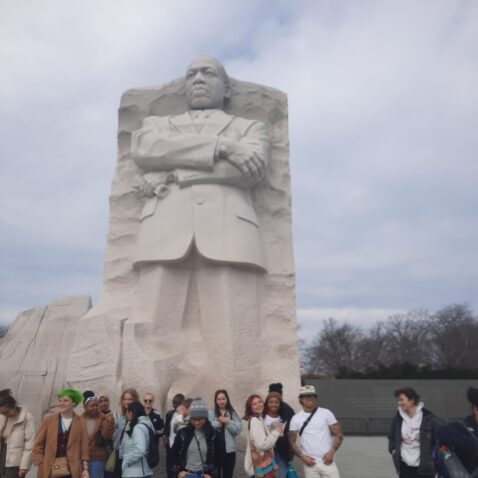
[139,423,160,469]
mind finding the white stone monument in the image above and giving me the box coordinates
[0,56,301,415]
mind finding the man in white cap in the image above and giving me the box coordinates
[289,385,343,478]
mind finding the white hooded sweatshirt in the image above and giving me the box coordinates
[399,401,424,467]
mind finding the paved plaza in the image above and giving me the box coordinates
[154,435,396,478]
[335,436,395,478]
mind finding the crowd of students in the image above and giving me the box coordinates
[0,383,311,478]
[1,384,477,478]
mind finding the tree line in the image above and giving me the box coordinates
[301,303,478,379]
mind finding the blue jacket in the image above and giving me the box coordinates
[208,410,242,453]
[121,416,154,477]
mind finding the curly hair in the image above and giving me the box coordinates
[58,388,83,406]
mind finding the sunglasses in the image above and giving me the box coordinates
[144,399,153,403]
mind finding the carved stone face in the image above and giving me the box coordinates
[185,56,230,110]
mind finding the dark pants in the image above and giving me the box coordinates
[217,452,236,478]
[399,461,420,478]
[0,442,19,478]
[166,445,175,478]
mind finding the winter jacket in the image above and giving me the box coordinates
[120,416,154,478]
[147,410,165,442]
[113,413,127,451]
[388,406,442,476]
[80,412,115,461]
[208,410,242,453]
[171,422,217,477]
[244,417,281,477]
[438,415,478,474]
[32,413,89,478]
[275,402,295,462]
[0,408,36,469]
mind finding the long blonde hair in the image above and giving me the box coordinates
[119,388,139,415]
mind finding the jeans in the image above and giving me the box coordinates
[274,454,288,478]
[89,460,105,478]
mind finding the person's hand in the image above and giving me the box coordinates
[271,422,285,434]
[218,138,265,179]
[322,449,335,465]
[18,469,28,478]
[217,416,230,425]
[178,472,188,478]
[105,413,115,425]
[81,470,89,478]
[204,474,212,478]
[301,455,316,467]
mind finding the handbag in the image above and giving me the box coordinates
[251,447,276,470]
[105,449,118,473]
[248,418,278,477]
[286,462,298,478]
[50,457,70,478]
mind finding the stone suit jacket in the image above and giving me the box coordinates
[130,109,270,271]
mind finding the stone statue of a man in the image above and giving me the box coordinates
[128,55,270,397]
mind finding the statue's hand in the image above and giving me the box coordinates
[218,138,265,179]
[133,172,175,197]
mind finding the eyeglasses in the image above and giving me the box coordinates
[144,400,153,403]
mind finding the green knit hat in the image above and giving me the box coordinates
[58,388,83,405]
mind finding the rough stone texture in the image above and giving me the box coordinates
[0,296,91,418]
[66,75,301,411]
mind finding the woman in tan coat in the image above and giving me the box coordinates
[81,391,115,478]
[32,389,89,478]
[0,389,36,478]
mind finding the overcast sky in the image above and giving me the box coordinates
[1,0,477,342]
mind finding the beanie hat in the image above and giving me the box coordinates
[189,397,208,418]
[266,391,282,403]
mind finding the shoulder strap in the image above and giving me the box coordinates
[459,421,478,441]
[193,432,206,469]
[299,408,318,436]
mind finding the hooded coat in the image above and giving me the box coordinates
[388,403,442,476]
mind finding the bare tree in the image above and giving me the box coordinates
[355,322,388,370]
[428,303,478,369]
[304,318,363,375]
[300,305,478,378]
[379,310,432,366]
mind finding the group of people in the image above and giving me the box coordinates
[0,383,343,478]
[1,384,477,478]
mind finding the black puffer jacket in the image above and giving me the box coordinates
[171,421,217,477]
[438,415,478,474]
[274,402,295,463]
[388,407,443,476]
